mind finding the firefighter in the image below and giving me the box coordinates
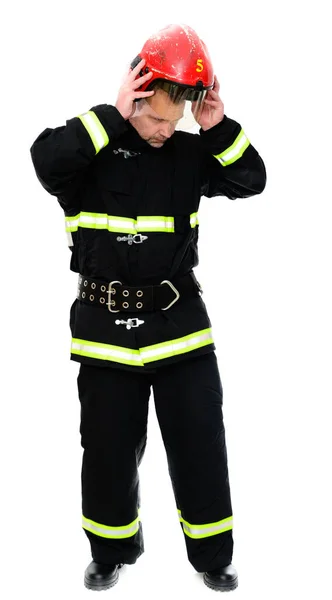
[30,23,266,592]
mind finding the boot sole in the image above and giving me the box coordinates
[84,565,123,591]
[203,574,238,592]
[84,571,119,591]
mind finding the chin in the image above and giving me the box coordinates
[149,140,165,147]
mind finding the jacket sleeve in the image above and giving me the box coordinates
[199,114,266,199]
[30,104,128,208]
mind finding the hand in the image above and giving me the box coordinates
[193,75,225,131]
[115,59,154,120]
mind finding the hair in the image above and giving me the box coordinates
[147,80,188,104]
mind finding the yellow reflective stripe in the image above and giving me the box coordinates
[72,339,142,366]
[65,213,175,233]
[71,328,214,366]
[82,514,139,539]
[142,329,213,363]
[190,212,199,228]
[65,214,80,232]
[77,110,109,154]
[178,510,233,539]
[213,129,250,166]
[136,216,174,232]
[65,213,136,234]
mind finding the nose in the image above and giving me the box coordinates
[159,123,174,139]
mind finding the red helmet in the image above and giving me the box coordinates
[131,24,214,103]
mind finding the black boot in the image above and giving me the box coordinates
[203,564,238,592]
[84,560,124,590]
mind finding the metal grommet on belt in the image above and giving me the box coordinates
[77,273,202,313]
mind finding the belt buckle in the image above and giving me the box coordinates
[107,280,122,313]
[160,280,180,310]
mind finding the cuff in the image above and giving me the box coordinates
[199,114,242,155]
[89,104,128,140]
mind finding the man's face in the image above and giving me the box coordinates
[129,89,185,148]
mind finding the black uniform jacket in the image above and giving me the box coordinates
[30,104,266,373]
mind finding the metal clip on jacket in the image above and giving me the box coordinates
[113,148,141,159]
[115,318,145,330]
[116,234,148,245]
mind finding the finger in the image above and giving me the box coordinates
[205,93,222,105]
[133,90,155,98]
[213,76,220,93]
[207,89,220,99]
[129,58,146,80]
[203,99,221,106]
[132,70,153,90]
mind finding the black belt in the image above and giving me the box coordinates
[77,272,203,312]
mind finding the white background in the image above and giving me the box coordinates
[2,0,332,598]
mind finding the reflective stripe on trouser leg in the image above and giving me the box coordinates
[77,363,150,565]
[177,510,233,539]
[152,351,234,572]
[82,512,140,538]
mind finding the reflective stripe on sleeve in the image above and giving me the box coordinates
[178,510,233,539]
[82,514,139,539]
[213,129,250,166]
[77,110,109,154]
[71,328,214,366]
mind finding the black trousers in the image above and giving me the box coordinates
[77,352,234,573]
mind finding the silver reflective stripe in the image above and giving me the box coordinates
[178,510,233,539]
[82,515,139,539]
[190,212,199,228]
[77,111,109,154]
[213,129,250,166]
[71,328,214,366]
